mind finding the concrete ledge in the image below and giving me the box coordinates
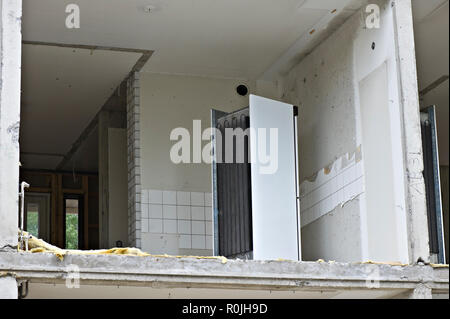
[0,252,448,296]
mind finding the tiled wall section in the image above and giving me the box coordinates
[141,190,213,253]
[299,152,364,227]
[127,72,142,248]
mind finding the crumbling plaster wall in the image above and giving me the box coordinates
[275,0,420,263]
[276,5,365,262]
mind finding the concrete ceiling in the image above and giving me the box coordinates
[27,283,403,299]
[22,0,363,79]
[20,44,140,171]
[412,0,449,165]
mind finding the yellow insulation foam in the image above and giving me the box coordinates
[18,230,228,264]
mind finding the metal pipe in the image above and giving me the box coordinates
[19,181,30,250]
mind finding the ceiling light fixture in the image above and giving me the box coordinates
[143,5,157,13]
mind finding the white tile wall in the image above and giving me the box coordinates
[141,189,213,253]
[177,206,190,220]
[192,221,206,235]
[141,190,149,205]
[163,219,177,234]
[149,219,163,233]
[205,207,213,221]
[179,234,191,249]
[191,206,204,220]
[163,191,177,205]
[192,235,206,249]
[163,205,177,219]
[141,218,149,233]
[149,189,163,204]
[142,204,149,219]
[149,204,163,218]
[205,236,213,250]
[191,192,205,206]
[176,191,191,205]
[206,221,213,235]
[300,155,364,227]
[204,193,212,207]
[178,220,191,234]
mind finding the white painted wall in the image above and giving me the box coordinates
[140,73,255,193]
[108,128,128,248]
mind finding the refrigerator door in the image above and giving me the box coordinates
[249,95,300,261]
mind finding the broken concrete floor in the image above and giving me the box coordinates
[0,252,448,299]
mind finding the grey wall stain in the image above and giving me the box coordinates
[7,121,20,145]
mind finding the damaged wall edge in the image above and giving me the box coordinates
[0,0,22,248]
[392,0,431,263]
[0,0,22,300]
[299,146,364,228]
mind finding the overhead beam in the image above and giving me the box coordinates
[419,75,449,98]
[23,40,153,78]
[21,151,65,157]
[22,40,152,55]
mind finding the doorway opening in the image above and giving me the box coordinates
[63,196,84,250]
[24,193,50,242]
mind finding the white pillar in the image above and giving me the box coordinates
[0,0,22,249]
[393,0,431,263]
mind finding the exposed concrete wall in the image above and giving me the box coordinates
[277,5,364,262]
[276,0,417,263]
[0,0,22,251]
[301,199,362,262]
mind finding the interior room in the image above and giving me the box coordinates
[17,0,449,264]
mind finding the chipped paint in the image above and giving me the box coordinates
[303,146,362,184]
